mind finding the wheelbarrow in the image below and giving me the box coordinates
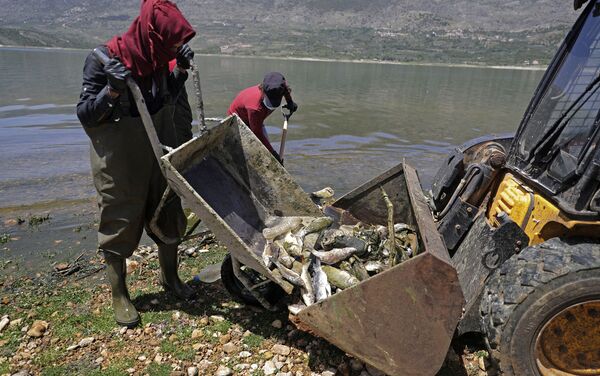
[159,115,465,376]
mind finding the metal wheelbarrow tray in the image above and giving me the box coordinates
[160,115,464,376]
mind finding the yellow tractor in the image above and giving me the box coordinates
[430,0,600,373]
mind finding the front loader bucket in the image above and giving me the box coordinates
[294,163,464,376]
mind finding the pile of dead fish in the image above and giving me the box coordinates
[259,207,418,313]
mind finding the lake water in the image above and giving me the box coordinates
[0,47,544,269]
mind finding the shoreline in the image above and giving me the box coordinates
[0,44,548,71]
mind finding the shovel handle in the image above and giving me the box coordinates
[190,59,207,134]
[279,115,289,158]
[92,48,165,164]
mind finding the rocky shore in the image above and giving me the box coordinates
[0,236,490,376]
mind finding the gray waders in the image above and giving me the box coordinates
[85,101,193,327]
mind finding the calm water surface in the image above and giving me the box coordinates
[0,47,544,267]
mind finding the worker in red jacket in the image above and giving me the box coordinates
[227,72,298,164]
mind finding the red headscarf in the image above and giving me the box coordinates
[106,0,196,78]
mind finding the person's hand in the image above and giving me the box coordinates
[283,100,298,114]
[271,149,284,166]
[176,44,194,70]
[104,58,130,94]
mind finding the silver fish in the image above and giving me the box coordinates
[300,260,315,306]
[262,242,278,268]
[320,229,345,250]
[338,225,357,236]
[273,260,304,287]
[350,257,370,281]
[364,260,386,273]
[302,232,320,251]
[322,265,359,290]
[311,247,357,265]
[263,217,302,240]
[282,232,303,257]
[288,303,307,315]
[394,223,414,233]
[297,217,333,238]
[276,244,295,269]
[312,258,331,302]
[311,187,335,199]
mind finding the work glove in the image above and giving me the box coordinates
[283,100,298,114]
[176,44,194,70]
[103,58,130,94]
[271,149,284,166]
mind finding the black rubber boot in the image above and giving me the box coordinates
[158,244,195,300]
[104,253,140,328]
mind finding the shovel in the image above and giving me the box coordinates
[279,107,293,159]
[189,59,207,134]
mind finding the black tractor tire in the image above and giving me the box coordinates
[220,253,286,307]
[480,238,600,375]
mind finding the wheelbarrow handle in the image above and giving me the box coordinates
[92,48,167,165]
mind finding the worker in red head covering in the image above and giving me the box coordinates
[76,0,197,328]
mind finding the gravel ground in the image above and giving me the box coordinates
[0,237,492,376]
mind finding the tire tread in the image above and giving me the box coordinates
[480,238,600,373]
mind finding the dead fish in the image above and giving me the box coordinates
[311,187,335,199]
[273,260,304,287]
[303,232,320,251]
[320,229,345,250]
[375,225,388,238]
[291,261,303,275]
[394,223,414,233]
[262,242,278,268]
[300,261,315,306]
[338,225,357,236]
[263,217,302,240]
[297,217,333,238]
[311,247,357,265]
[350,257,370,281]
[312,258,331,302]
[328,235,367,255]
[282,232,303,257]
[322,265,359,290]
[339,260,353,274]
[276,244,295,269]
[288,303,307,315]
[364,260,386,273]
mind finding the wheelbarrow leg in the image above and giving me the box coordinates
[231,256,278,311]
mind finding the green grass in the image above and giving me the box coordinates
[242,333,265,349]
[85,357,134,376]
[160,340,196,361]
[32,348,63,368]
[206,320,232,334]
[28,214,51,227]
[41,365,70,376]
[0,233,10,244]
[0,362,10,375]
[144,363,171,376]
[141,310,172,325]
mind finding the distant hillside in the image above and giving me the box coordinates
[0,0,582,65]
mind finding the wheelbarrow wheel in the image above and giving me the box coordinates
[220,254,285,307]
